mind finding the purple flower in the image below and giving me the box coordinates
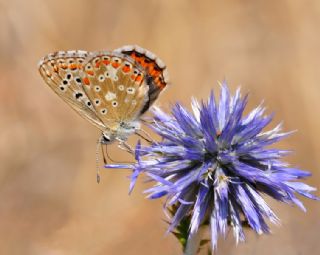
[106,82,318,250]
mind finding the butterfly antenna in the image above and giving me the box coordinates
[96,138,102,184]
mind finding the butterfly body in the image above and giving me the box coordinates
[38,45,169,144]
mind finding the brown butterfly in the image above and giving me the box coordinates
[38,45,169,181]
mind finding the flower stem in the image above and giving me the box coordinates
[184,227,205,255]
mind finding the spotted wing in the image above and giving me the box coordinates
[114,45,169,114]
[81,51,149,130]
[38,51,105,130]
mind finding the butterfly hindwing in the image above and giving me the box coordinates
[38,50,105,130]
[114,45,169,114]
[81,52,149,131]
[39,46,169,140]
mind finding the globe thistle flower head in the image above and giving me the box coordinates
[105,82,318,250]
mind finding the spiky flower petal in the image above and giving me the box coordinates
[106,82,318,250]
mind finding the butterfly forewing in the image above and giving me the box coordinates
[39,45,169,141]
[38,51,105,130]
[81,52,149,131]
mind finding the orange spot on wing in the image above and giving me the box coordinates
[86,70,94,76]
[153,77,166,89]
[102,60,110,65]
[135,74,143,82]
[122,66,131,73]
[61,63,67,69]
[95,61,101,68]
[130,52,136,58]
[150,69,160,77]
[112,62,120,68]
[135,56,141,63]
[53,65,59,72]
[158,82,166,89]
[124,50,168,90]
[70,63,77,70]
[83,77,90,85]
[147,64,155,73]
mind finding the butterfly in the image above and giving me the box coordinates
[38,45,169,181]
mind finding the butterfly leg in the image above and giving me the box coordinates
[101,143,108,164]
[135,130,153,144]
[140,118,167,143]
[117,139,134,154]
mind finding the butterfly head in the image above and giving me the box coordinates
[101,133,116,145]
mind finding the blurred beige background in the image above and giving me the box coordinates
[1,0,320,254]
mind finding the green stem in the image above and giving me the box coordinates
[184,227,205,255]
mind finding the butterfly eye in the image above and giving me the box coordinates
[94,99,101,105]
[62,79,69,85]
[100,108,108,115]
[126,87,135,94]
[78,59,84,63]
[74,77,82,84]
[74,92,84,100]
[59,85,67,92]
[86,100,92,107]
[68,59,74,64]
[102,56,110,61]
[85,64,92,70]
[94,86,101,92]
[98,75,105,82]
[118,85,124,91]
[112,101,118,107]
[66,73,72,80]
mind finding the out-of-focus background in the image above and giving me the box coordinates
[1,0,320,254]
